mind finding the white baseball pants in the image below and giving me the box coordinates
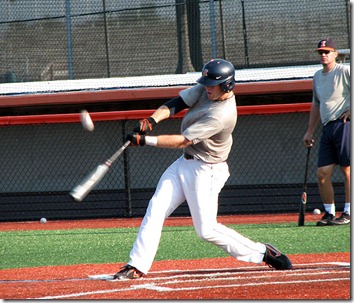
[128,156,266,274]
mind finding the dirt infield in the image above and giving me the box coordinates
[0,253,350,300]
[0,213,351,300]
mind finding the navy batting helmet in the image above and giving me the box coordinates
[196,59,236,92]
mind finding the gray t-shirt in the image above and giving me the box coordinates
[312,64,350,125]
[179,84,237,163]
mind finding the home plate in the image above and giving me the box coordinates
[89,274,115,281]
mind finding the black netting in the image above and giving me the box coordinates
[0,113,345,221]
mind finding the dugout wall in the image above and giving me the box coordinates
[0,80,345,222]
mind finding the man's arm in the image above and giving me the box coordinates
[150,105,171,123]
[151,96,189,122]
[127,133,192,149]
[153,134,192,148]
[134,97,189,134]
[303,103,320,147]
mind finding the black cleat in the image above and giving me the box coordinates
[263,243,293,270]
[316,211,335,226]
[113,264,143,280]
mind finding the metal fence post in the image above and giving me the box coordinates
[122,120,132,217]
[65,0,74,79]
[209,0,217,58]
[241,0,249,67]
[102,0,111,78]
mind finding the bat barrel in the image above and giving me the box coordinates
[70,164,109,201]
[70,184,90,202]
[70,141,130,202]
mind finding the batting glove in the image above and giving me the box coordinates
[133,117,156,134]
[126,133,146,146]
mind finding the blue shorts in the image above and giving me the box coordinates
[318,119,350,167]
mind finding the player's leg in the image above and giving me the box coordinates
[183,161,292,270]
[115,157,186,278]
[330,165,351,225]
[317,164,336,204]
[183,160,291,269]
[316,124,337,225]
[182,160,266,264]
[342,165,350,208]
[331,120,350,224]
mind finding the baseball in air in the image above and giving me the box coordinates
[313,208,321,215]
[80,110,94,131]
[40,217,47,224]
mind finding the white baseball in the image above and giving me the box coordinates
[80,110,94,131]
[40,217,47,223]
[313,208,321,215]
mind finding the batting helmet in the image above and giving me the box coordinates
[196,59,236,92]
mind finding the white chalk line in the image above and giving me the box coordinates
[32,277,351,299]
[131,277,351,292]
[89,268,349,284]
[89,261,350,282]
[88,261,350,281]
[148,261,350,273]
[142,270,350,286]
[28,261,350,299]
[3,262,349,285]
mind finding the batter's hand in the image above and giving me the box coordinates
[126,133,146,146]
[133,117,157,134]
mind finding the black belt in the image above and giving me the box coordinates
[184,153,195,160]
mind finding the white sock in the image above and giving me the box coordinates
[323,204,335,216]
[343,203,350,215]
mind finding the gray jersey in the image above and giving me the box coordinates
[313,64,350,125]
[179,84,237,163]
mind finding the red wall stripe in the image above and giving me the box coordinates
[0,103,311,126]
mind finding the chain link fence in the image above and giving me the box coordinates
[0,112,345,221]
[0,0,350,83]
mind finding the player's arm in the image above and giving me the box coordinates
[149,97,189,122]
[303,102,320,147]
[133,97,189,134]
[127,133,192,148]
[154,134,192,148]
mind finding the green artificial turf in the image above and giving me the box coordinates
[0,222,350,270]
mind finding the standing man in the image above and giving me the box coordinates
[303,38,350,226]
[113,59,292,280]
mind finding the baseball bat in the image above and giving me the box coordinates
[298,146,311,226]
[70,140,131,201]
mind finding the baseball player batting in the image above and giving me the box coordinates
[113,59,292,280]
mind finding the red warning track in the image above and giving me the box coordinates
[0,212,316,231]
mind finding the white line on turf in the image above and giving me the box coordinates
[30,277,350,299]
[27,261,349,299]
[87,261,350,281]
[88,269,349,284]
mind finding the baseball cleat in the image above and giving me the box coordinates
[330,212,350,225]
[263,243,293,270]
[316,211,335,226]
[113,264,143,280]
